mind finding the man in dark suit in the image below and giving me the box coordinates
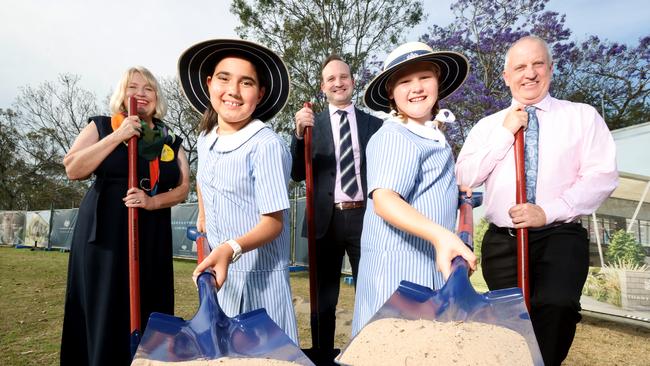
[290,55,383,354]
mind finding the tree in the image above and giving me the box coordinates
[0,108,85,210]
[0,108,27,210]
[420,0,649,150]
[606,229,646,267]
[420,0,574,151]
[7,74,100,209]
[159,77,201,168]
[14,73,102,156]
[231,0,425,135]
[158,77,202,201]
[563,36,650,129]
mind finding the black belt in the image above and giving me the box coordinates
[489,221,581,236]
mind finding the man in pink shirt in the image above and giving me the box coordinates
[456,36,618,366]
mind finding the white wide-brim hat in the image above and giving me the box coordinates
[364,42,469,113]
[177,39,290,121]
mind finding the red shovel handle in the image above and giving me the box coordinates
[185,226,210,264]
[303,102,319,316]
[128,96,141,335]
[514,128,530,311]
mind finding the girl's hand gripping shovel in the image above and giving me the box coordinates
[336,192,543,365]
[130,227,314,365]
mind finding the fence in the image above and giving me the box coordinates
[0,199,353,273]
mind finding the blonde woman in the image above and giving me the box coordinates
[61,66,189,366]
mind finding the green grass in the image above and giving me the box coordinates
[0,248,68,365]
[469,266,489,293]
[0,247,488,365]
[3,247,646,366]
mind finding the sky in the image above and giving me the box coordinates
[1,0,648,109]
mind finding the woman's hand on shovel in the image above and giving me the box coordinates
[192,244,232,289]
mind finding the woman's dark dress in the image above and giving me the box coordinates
[60,116,182,366]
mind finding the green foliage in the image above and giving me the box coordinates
[473,217,489,262]
[582,267,621,307]
[1,109,86,210]
[606,229,646,267]
[3,74,99,210]
[230,0,425,136]
[582,259,649,307]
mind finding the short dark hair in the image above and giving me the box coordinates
[321,54,352,79]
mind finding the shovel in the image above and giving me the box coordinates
[514,128,531,311]
[127,96,142,359]
[336,192,543,365]
[130,227,314,365]
[300,102,340,366]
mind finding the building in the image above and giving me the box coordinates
[584,122,650,266]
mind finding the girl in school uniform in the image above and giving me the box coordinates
[178,39,298,343]
[352,42,477,335]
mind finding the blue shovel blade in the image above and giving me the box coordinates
[131,228,314,365]
[338,257,544,365]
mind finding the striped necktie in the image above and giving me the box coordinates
[337,110,359,197]
[524,106,539,204]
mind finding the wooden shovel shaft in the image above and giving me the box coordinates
[128,96,141,333]
[303,102,319,317]
[196,236,207,263]
[514,128,531,311]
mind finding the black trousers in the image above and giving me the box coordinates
[481,223,589,366]
[311,206,363,351]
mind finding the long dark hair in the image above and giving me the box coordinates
[198,53,268,134]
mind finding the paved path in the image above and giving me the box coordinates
[581,295,650,329]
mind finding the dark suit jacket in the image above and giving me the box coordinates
[290,106,383,239]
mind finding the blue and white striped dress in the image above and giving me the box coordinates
[196,120,298,343]
[351,119,458,336]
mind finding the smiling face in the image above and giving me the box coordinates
[503,37,553,105]
[321,59,354,109]
[388,61,439,124]
[207,56,265,132]
[124,72,157,121]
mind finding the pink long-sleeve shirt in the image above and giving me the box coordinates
[456,94,618,228]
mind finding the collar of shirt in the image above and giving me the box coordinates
[208,119,267,152]
[328,103,355,119]
[510,93,552,113]
[403,119,447,144]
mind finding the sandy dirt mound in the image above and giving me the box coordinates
[338,318,534,366]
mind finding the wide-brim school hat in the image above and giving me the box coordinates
[178,38,290,121]
[364,42,469,113]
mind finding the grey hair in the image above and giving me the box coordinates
[503,35,553,70]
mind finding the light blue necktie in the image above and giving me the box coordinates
[524,106,539,204]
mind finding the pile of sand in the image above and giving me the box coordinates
[132,357,300,365]
[338,318,534,366]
